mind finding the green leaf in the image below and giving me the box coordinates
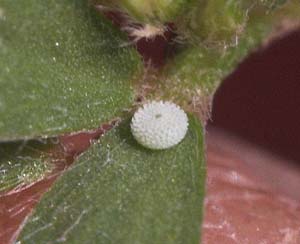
[0,139,54,193]
[18,115,205,244]
[0,0,141,141]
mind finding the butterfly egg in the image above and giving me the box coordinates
[131,101,188,150]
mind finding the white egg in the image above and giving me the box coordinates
[131,101,189,150]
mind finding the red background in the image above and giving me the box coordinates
[210,30,300,164]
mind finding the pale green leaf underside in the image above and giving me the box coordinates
[0,139,54,193]
[0,0,141,141]
[18,116,205,244]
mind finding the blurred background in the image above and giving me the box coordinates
[211,29,300,165]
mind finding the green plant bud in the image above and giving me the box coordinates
[96,0,196,24]
[181,0,297,44]
[181,0,245,45]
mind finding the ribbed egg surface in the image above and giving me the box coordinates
[131,101,189,150]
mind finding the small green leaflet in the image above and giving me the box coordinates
[0,139,54,193]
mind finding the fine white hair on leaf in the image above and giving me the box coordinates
[123,24,166,42]
[131,101,189,150]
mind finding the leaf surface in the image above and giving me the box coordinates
[0,0,141,141]
[18,116,205,244]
